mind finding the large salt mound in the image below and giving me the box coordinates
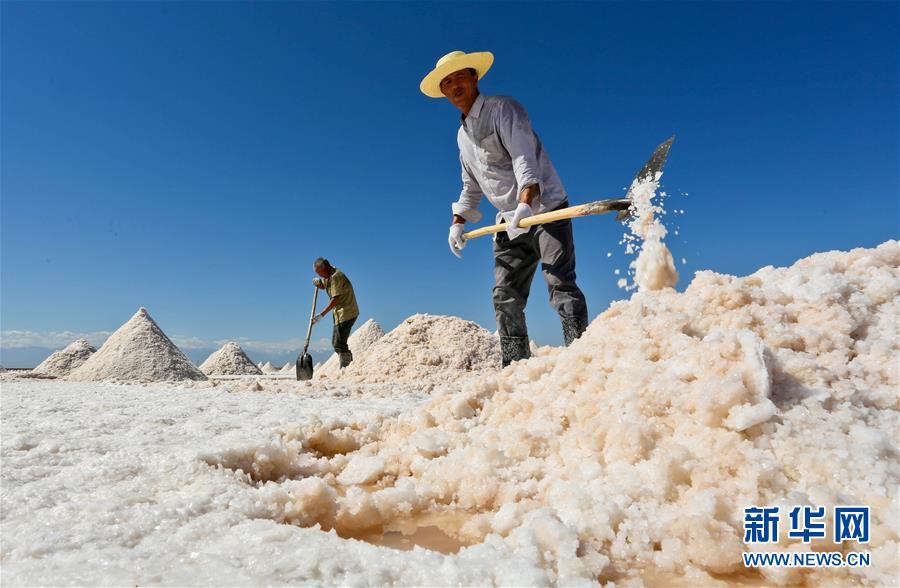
[199,342,262,376]
[68,308,206,382]
[315,318,385,380]
[30,339,96,378]
[338,314,500,383]
[213,241,899,586]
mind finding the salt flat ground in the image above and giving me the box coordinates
[0,379,457,586]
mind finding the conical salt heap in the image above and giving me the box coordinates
[260,361,278,373]
[279,362,293,373]
[68,308,206,382]
[337,314,499,383]
[199,342,262,376]
[212,241,898,586]
[31,339,97,378]
[315,318,385,380]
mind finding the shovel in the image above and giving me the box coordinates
[462,136,674,241]
[295,286,319,381]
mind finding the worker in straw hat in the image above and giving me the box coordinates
[421,50,589,367]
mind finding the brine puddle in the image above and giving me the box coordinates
[338,510,475,555]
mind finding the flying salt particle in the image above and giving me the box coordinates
[681,258,687,264]
[607,252,612,258]
[614,269,621,275]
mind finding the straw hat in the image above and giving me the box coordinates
[420,50,494,98]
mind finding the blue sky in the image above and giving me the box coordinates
[2,1,897,367]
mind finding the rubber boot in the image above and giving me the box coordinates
[561,316,588,347]
[339,351,353,368]
[500,336,530,368]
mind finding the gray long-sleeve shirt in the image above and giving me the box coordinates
[452,94,567,223]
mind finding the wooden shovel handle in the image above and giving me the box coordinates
[303,286,319,353]
[462,198,632,240]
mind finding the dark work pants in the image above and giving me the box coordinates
[332,317,357,367]
[492,211,588,347]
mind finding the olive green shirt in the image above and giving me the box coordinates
[324,269,359,324]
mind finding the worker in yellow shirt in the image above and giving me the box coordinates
[311,258,360,368]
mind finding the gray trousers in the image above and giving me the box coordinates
[493,210,588,351]
[332,317,356,367]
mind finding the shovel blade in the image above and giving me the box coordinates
[296,353,314,381]
[614,135,675,222]
[625,136,675,200]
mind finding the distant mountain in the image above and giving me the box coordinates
[3,345,332,370]
[0,347,60,369]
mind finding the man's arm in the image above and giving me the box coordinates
[451,153,484,225]
[316,273,349,320]
[518,183,540,206]
[318,295,340,319]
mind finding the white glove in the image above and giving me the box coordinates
[311,313,322,325]
[448,223,466,258]
[312,278,324,288]
[501,202,533,240]
[510,202,533,229]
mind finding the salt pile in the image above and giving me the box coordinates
[337,314,500,383]
[212,241,899,586]
[279,362,293,374]
[68,308,206,382]
[315,319,385,380]
[260,361,278,373]
[199,342,262,376]
[30,339,96,378]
